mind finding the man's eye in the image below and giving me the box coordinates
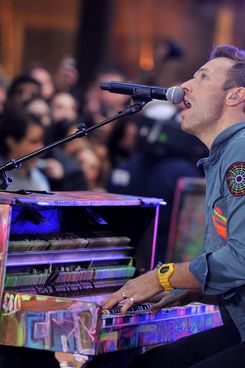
[200,73,208,80]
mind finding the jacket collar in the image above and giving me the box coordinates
[197,121,245,167]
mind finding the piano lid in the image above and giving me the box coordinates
[0,190,165,207]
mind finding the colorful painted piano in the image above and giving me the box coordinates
[0,190,222,356]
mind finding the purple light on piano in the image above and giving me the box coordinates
[10,207,61,234]
[150,203,160,270]
[7,252,124,266]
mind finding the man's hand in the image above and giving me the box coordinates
[150,289,202,313]
[101,270,162,314]
[102,263,202,314]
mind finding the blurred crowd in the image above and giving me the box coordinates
[0,58,139,193]
[0,41,208,259]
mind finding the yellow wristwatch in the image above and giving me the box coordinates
[157,263,175,290]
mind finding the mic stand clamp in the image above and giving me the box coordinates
[0,96,151,191]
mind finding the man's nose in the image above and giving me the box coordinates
[181,80,192,94]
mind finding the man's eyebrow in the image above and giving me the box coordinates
[193,67,209,78]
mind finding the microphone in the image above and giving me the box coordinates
[100,81,184,104]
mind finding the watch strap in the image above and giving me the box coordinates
[157,263,175,291]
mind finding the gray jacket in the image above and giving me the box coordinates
[190,121,245,341]
[0,155,50,192]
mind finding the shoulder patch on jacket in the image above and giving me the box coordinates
[226,162,245,196]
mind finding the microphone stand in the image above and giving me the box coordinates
[0,96,150,191]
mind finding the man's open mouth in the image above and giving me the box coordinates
[183,98,192,109]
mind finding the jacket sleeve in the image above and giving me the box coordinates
[190,136,245,296]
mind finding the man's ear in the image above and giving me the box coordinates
[226,87,245,106]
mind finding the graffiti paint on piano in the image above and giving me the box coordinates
[0,205,11,302]
[0,292,101,355]
[0,190,162,207]
[0,292,223,355]
[99,304,223,353]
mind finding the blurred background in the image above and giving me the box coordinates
[0,0,244,85]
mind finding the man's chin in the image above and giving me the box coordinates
[180,119,195,135]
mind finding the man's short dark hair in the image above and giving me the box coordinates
[0,109,43,156]
[7,74,41,98]
[210,44,245,89]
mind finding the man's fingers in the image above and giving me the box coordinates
[150,293,183,313]
[147,291,170,303]
[102,289,137,314]
[150,296,173,313]
[101,291,123,309]
[101,270,162,311]
[120,298,135,314]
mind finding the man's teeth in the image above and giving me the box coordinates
[184,100,192,109]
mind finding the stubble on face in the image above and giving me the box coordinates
[181,90,226,137]
[180,57,234,143]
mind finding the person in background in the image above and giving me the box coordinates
[50,92,79,125]
[24,98,87,192]
[49,91,80,145]
[82,66,130,145]
[75,144,110,192]
[107,117,139,169]
[54,56,79,98]
[0,76,7,116]
[62,121,90,159]
[62,121,111,191]
[27,64,55,101]
[6,74,41,111]
[103,44,245,368]
[0,109,50,192]
[24,95,52,128]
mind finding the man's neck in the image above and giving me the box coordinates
[200,112,245,150]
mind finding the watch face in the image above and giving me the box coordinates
[160,266,169,274]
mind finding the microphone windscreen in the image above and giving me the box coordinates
[166,86,184,104]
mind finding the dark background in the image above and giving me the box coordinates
[0,0,244,87]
